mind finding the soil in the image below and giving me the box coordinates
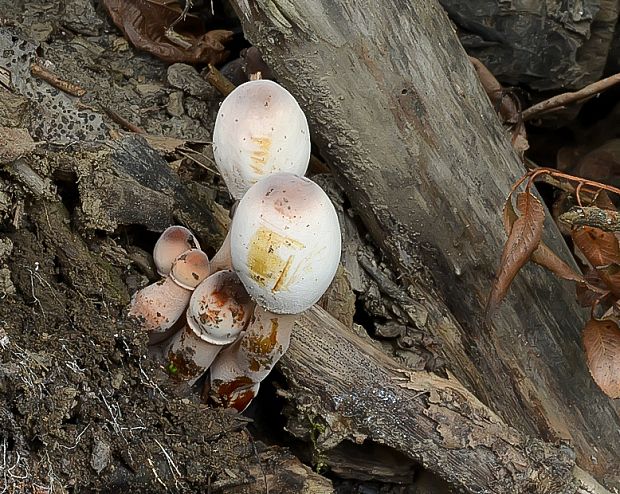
[0,1,295,492]
[0,1,440,492]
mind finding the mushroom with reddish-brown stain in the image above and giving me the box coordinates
[209,307,295,410]
[163,270,254,385]
[208,173,341,411]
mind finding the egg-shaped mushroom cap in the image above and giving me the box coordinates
[231,173,341,314]
[186,270,254,345]
[213,79,310,200]
[170,249,211,290]
[153,225,200,276]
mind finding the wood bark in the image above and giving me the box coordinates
[279,306,610,494]
[231,0,620,488]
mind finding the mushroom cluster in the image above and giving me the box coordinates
[129,79,341,411]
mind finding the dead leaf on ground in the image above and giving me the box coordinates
[572,226,620,296]
[574,139,620,189]
[583,318,620,399]
[102,0,233,64]
[487,192,545,315]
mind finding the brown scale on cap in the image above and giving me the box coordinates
[153,225,200,277]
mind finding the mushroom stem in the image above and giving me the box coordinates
[163,270,254,385]
[164,325,226,386]
[208,230,232,273]
[208,307,296,411]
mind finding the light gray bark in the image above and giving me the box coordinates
[279,305,611,494]
[231,0,620,489]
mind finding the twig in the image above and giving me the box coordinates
[165,0,193,47]
[177,148,219,174]
[30,62,86,97]
[58,423,91,450]
[522,73,620,121]
[103,108,146,134]
[204,64,236,96]
[147,457,167,489]
[559,206,620,232]
[469,57,518,124]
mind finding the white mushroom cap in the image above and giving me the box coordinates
[231,173,341,314]
[170,249,211,290]
[186,270,254,345]
[153,225,200,276]
[212,80,310,199]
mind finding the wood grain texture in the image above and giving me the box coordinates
[280,306,609,494]
[231,0,620,487]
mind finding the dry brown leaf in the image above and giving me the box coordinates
[487,192,545,315]
[504,194,583,284]
[572,226,620,267]
[501,195,518,234]
[103,0,232,64]
[591,190,616,211]
[583,318,620,399]
[530,242,584,284]
[576,268,610,307]
[575,139,620,189]
[572,226,620,296]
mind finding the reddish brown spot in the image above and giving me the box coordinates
[213,377,257,411]
[215,375,253,397]
[164,328,201,380]
[229,389,256,412]
[244,318,279,356]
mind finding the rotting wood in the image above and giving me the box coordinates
[279,305,611,494]
[231,0,620,488]
[212,445,334,494]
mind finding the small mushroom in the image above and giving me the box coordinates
[212,79,311,199]
[164,270,254,385]
[129,249,210,344]
[209,307,295,411]
[231,172,341,314]
[208,173,342,411]
[153,225,200,276]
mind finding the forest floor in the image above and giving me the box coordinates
[0,1,446,492]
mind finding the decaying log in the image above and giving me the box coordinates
[232,0,620,488]
[279,305,610,494]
